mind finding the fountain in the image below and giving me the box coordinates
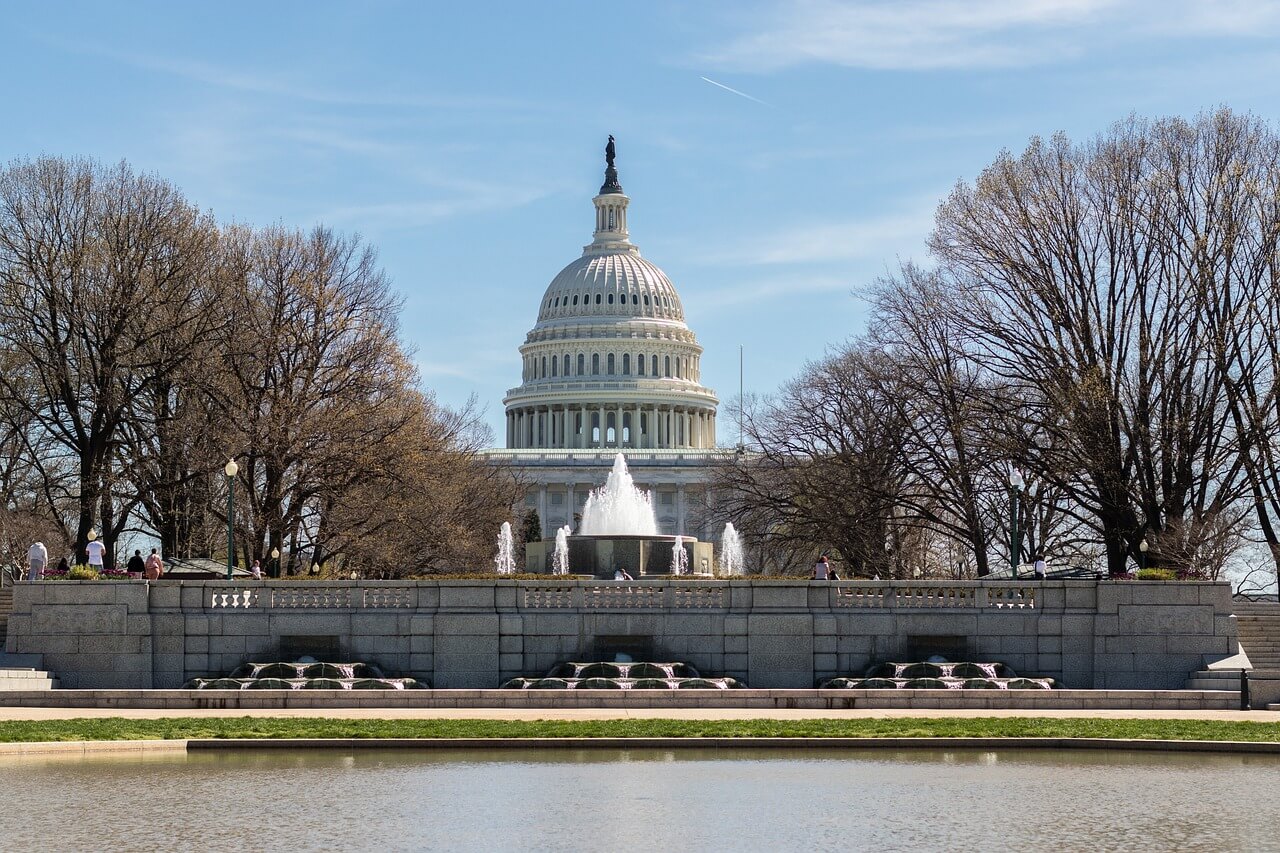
[818,659,1056,690]
[579,455,657,536]
[501,659,746,690]
[671,535,689,575]
[524,454,713,577]
[495,521,515,575]
[719,523,744,576]
[183,660,428,690]
[552,526,570,575]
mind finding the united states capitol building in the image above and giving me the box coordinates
[485,140,725,539]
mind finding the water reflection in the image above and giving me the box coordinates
[1,747,1277,852]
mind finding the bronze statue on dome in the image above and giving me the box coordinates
[605,135,616,169]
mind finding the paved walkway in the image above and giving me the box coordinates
[0,706,1277,722]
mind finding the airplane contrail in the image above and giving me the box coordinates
[700,76,769,106]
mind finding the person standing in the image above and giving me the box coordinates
[144,548,163,579]
[26,541,48,581]
[812,554,830,580]
[85,537,106,571]
[126,549,146,576]
[143,550,164,580]
[1033,553,1047,580]
[251,559,263,580]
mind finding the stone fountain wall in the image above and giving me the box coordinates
[4,579,1237,690]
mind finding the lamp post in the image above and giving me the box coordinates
[1009,469,1025,577]
[224,459,238,580]
[1139,538,1149,573]
[271,547,280,579]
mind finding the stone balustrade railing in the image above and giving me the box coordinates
[201,580,1039,612]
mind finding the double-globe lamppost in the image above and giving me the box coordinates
[224,459,238,581]
[1009,469,1025,577]
[1139,537,1149,573]
[271,547,280,579]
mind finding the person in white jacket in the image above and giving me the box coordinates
[27,541,48,581]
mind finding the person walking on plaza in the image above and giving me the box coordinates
[144,548,163,579]
[26,541,47,581]
[811,554,830,580]
[85,535,106,571]
[144,549,164,580]
[126,549,146,576]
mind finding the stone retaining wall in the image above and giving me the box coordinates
[4,579,1237,690]
[0,687,1240,711]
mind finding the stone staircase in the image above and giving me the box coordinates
[0,587,11,643]
[1234,600,1280,670]
[0,587,58,688]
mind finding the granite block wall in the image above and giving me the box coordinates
[6,579,1237,690]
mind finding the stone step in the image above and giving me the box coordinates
[0,669,57,690]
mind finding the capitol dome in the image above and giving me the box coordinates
[504,140,718,451]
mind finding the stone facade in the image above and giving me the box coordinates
[5,579,1238,690]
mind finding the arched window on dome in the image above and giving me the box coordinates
[664,356,671,378]
[651,355,659,376]
[632,294,638,305]
[637,354,645,376]
[573,294,579,306]
[562,354,570,376]
[607,293,614,305]
[644,295,650,306]
[592,353,600,375]
[675,358,682,379]
[607,353,615,375]
[622,354,630,375]
[595,294,601,305]
[551,357,558,377]
[577,353,585,375]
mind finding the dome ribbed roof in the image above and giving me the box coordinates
[536,250,685,324]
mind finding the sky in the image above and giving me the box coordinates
[6,0,1280,443]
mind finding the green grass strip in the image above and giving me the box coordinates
[0,717,1279,744]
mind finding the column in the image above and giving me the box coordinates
[579,406,587,449]
[634,404,643,448]
[651,405,659,448]
[598,405,606,447]
[537,485,548,538]
[566,482,576,530]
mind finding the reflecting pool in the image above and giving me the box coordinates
[2,747,1278,852]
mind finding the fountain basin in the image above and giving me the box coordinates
[526,534,713,578]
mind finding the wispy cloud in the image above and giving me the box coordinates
[41,35,540,111]
[700,76,770,105]
[706,197,937,266]
[700,0,1280,72]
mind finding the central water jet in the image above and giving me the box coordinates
[525,453,712,577]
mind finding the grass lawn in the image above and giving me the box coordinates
[1,717,1279,743]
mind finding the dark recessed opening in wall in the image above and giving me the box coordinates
[906,635,967,662]
[587,635,654,662]
[280,635,341,660]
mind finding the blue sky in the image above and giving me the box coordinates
[6,0,1280,442]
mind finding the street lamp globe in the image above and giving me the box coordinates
[271,548,280,560]
[224,460,238,478]
[1009,469,1025,490]
[1139,539,1149,553]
